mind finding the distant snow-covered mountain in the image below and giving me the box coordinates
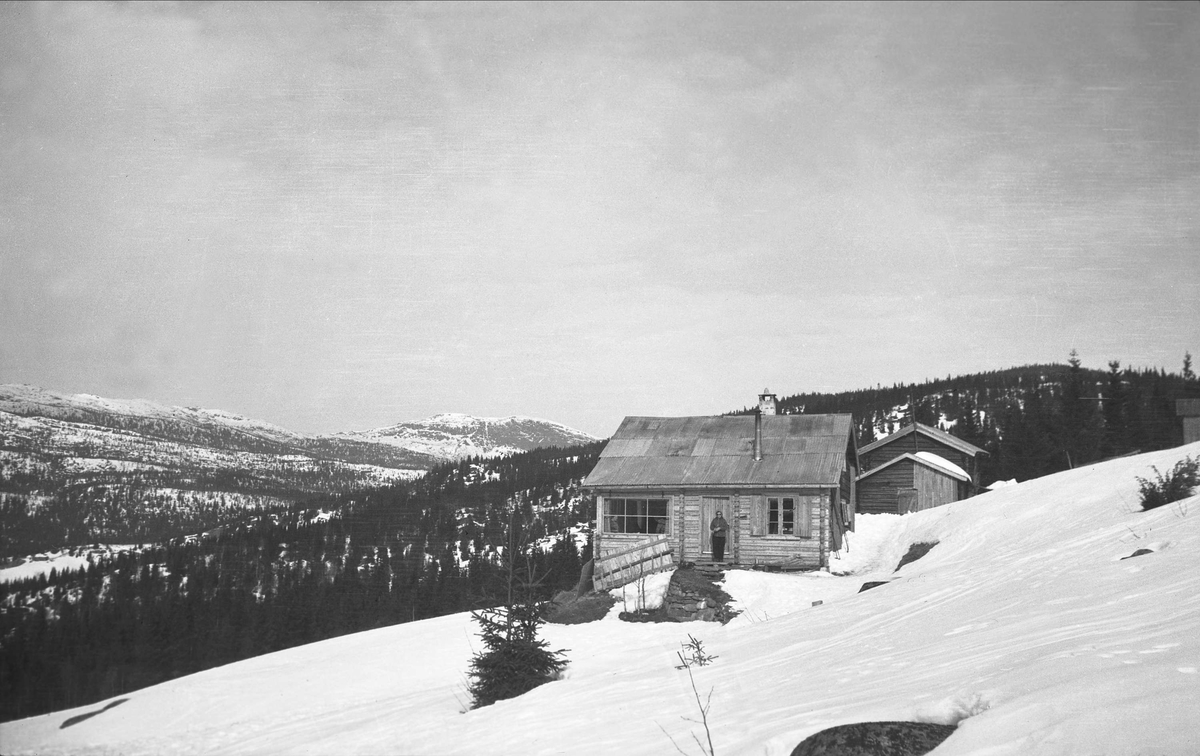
[343,412,599,461]
[0,384,598,556]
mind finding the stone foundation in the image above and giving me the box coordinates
[663,565,737,623]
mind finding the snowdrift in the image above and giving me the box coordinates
[3,443,1198,755]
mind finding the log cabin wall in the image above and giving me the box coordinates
[732,488,826,568]
[594,488,833,569]
[681,493,700,562]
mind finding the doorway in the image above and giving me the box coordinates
[701,496,730,560]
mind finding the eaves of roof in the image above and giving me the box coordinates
[855,451,971,484]
[858,422,987,458]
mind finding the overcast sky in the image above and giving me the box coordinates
[2,2,1197,437]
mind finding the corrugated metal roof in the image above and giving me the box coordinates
[583,414,854,489]
[859,422,987,457]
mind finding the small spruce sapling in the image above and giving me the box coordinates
[674,634,718,669]
[660,635,718,756]
[466,600,567,708]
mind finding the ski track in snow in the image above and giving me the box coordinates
[3,443,1199,755]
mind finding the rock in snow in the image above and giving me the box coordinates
[2,442,1199,755]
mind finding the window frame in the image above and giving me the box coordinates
[768,496,796,536]
[751,493,816,539]
[603,496,670,535]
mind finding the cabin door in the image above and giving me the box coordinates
[897,488,918,514]
[700,497,729,559]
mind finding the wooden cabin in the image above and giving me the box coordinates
[856,422,987,515]
[582,393,859,581]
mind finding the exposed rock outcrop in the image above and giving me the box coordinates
[790,721,956,756]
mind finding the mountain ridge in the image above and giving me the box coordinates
[0,384,597,463]
[0,384,598,557]
[342,411,599,460]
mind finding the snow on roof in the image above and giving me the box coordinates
[856,450,971,483]
[913,451,970,479]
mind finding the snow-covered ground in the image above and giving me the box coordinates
[1,545,141,585]
[3,443,1198,755]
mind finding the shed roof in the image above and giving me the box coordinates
[857,451,971,484]
[859,422,988,458]
[582,414,854,490]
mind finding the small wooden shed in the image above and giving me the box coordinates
[582,400,859,581]
[856,422,987,515]
[856,451,971,514]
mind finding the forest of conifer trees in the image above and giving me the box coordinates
[772,356,1197,484]
[0,443,603,722]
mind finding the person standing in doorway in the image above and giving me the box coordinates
[710,511,729,562]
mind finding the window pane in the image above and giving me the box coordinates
[649,500,668,518]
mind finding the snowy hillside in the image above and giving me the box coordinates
[343,412,599,460]
[3,443,1198,755]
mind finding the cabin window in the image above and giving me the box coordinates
[752,495,815,538]
[768,497,794,535]
[604,498,669,534]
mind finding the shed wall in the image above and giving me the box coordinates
[862,434,974,472]
[857,463,914,514]
[913,464,959,511]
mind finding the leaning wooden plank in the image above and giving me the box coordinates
[596,550,675,589]
[598,535,671,562]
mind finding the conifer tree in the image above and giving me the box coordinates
[466,597,567,708]
[1058,350,1103,468]
[1102,360,1130,458]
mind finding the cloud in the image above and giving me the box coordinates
[1,2,1196,435]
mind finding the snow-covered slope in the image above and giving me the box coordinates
[3,443,1198,755]
[342,412,599,460]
